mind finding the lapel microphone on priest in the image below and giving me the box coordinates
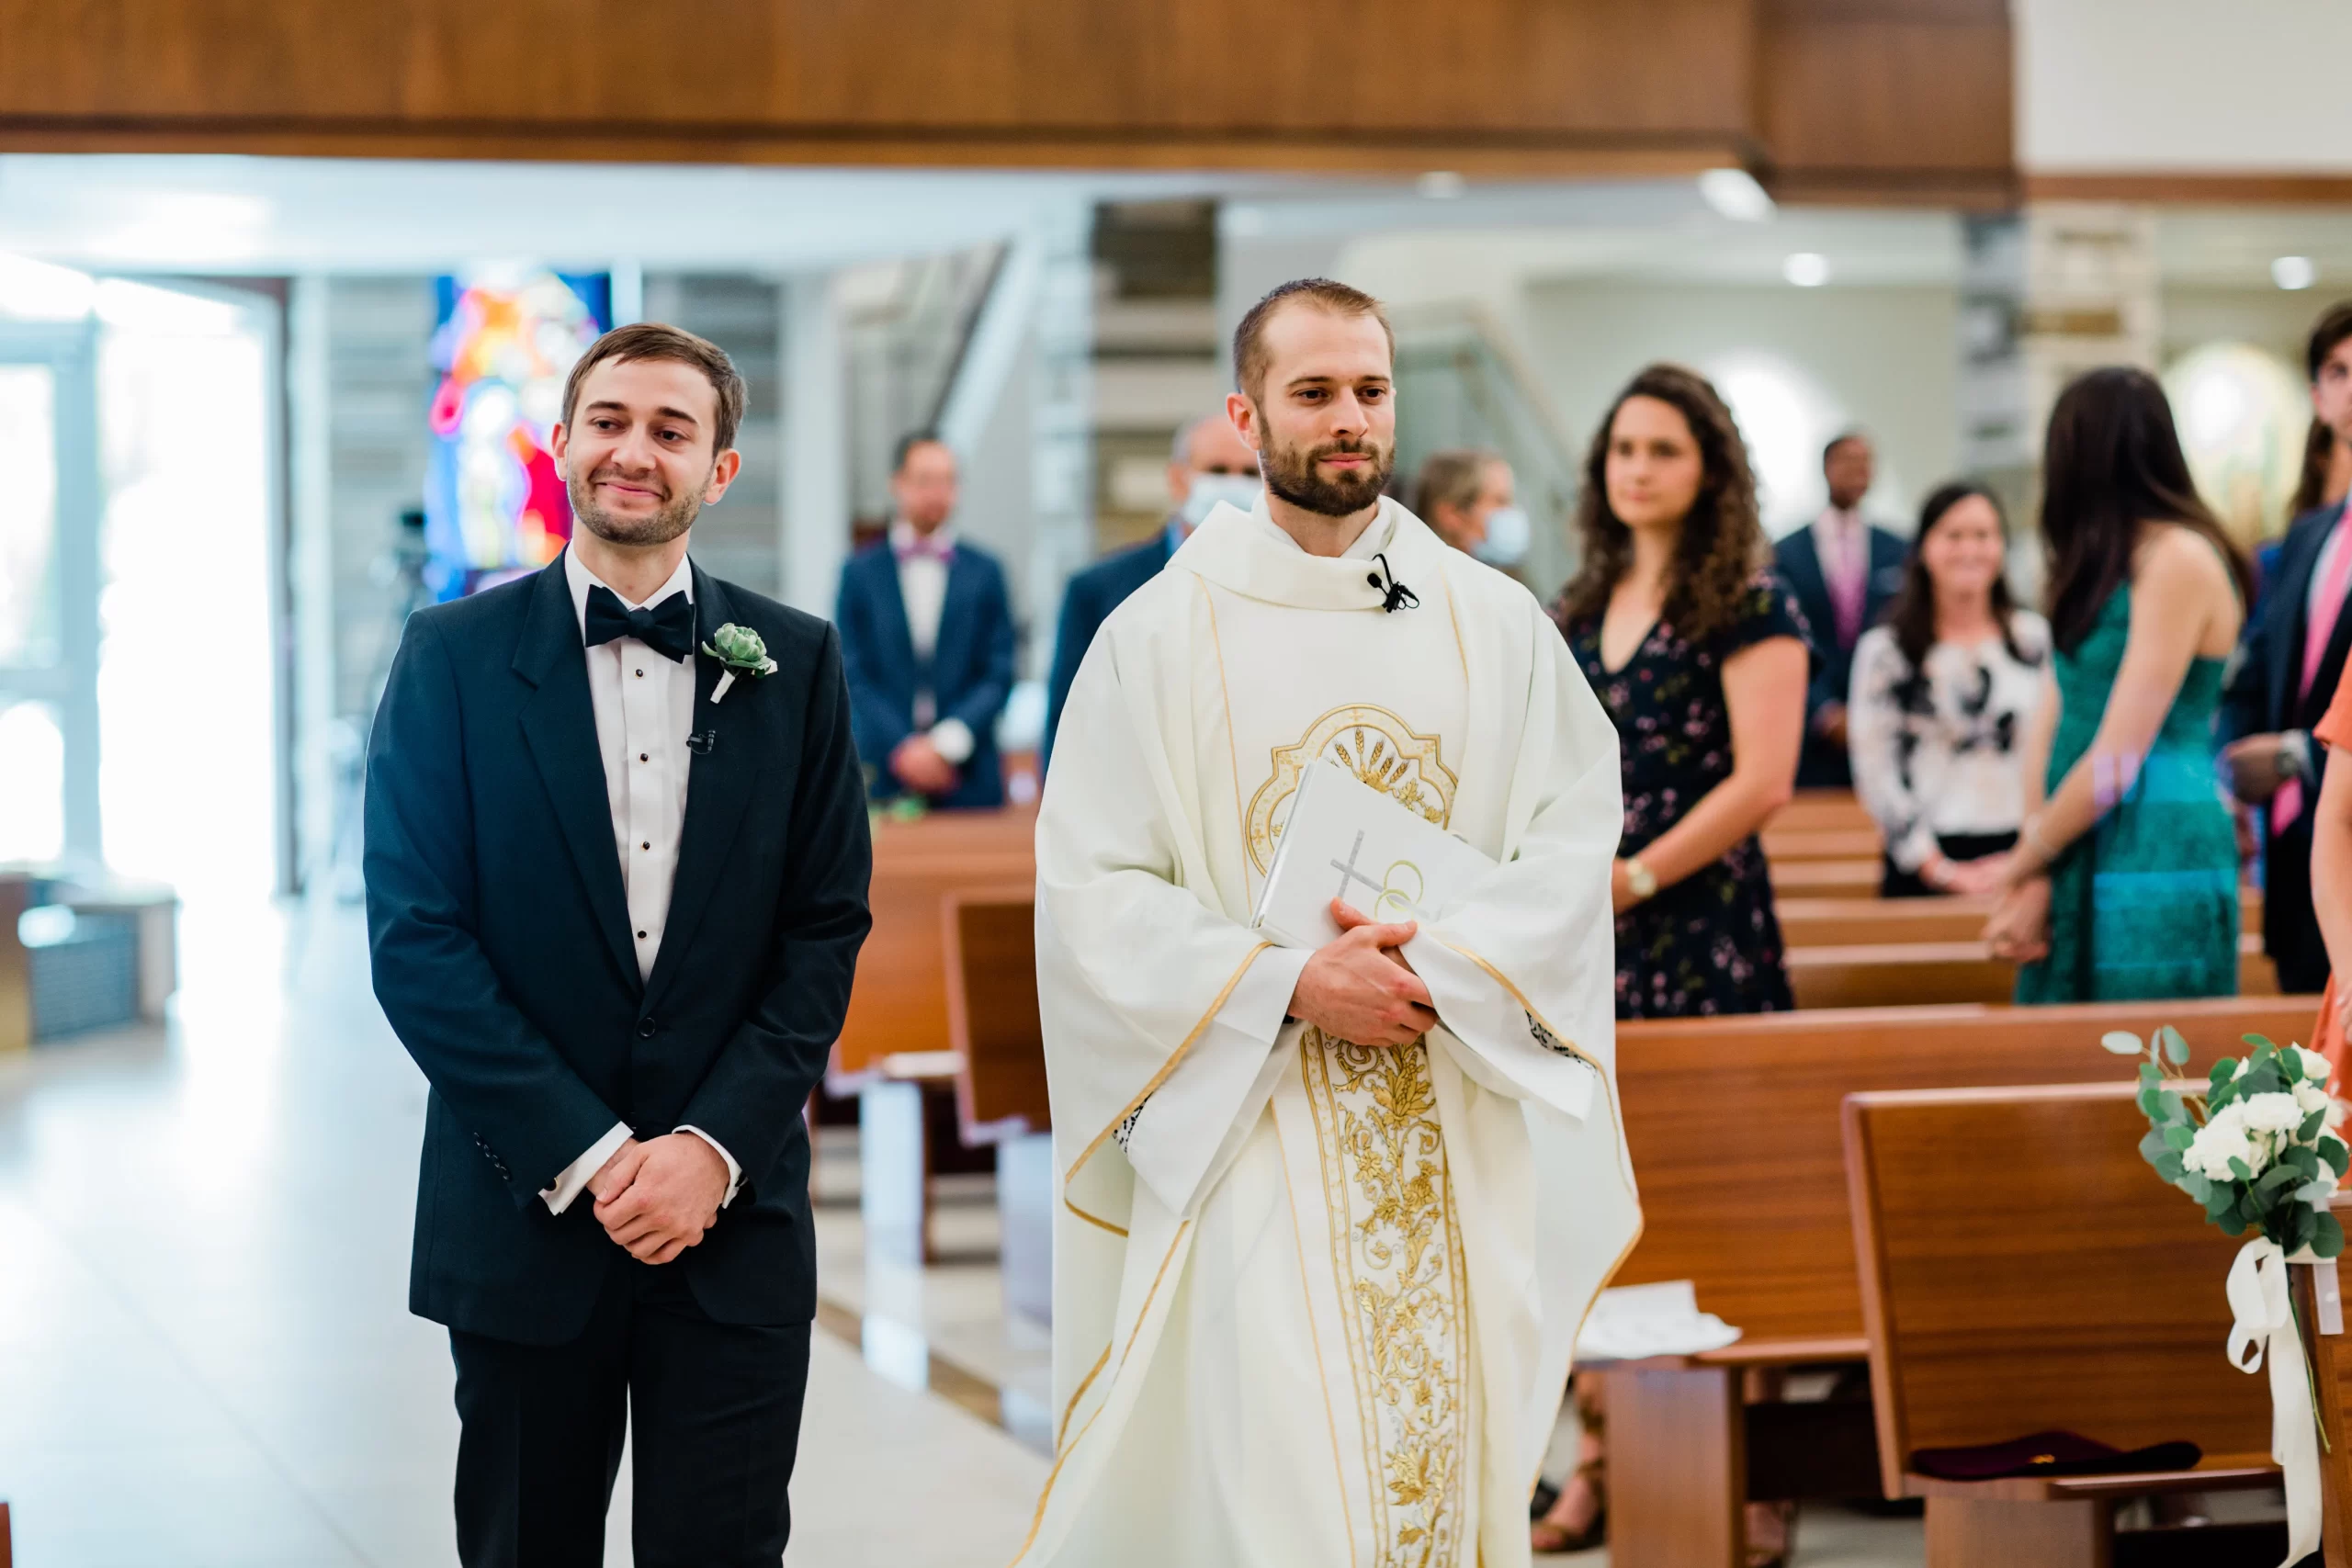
[1367,551,1419,614]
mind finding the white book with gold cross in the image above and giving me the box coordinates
[1250,758,1497,951]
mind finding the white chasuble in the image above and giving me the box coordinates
[1019,498,1640,1568]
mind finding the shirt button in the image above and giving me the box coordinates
[639,752,649,762]
[636,669,644,678]
[637,930,648,940]
[640,841,650,851]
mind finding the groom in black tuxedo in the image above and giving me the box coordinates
[365,322,872,1566]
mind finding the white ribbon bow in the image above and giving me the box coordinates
[2225,1236,2322,1566]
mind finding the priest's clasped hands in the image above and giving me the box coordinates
[582,1133,730,1266]
[1289,897,1441,1046]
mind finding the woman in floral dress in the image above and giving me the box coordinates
[1551,363,1811,1020]
[1535,367,1812,1562]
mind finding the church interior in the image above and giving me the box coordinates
[14,3,2352,1565]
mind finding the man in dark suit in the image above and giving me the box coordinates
[835,432,1016,807]
[1773,430,1908,788]
[2222,301,2352,994]
[1042,411,1261,770]
[365,323,872,1566]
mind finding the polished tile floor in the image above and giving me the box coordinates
[0,899,1046,1567]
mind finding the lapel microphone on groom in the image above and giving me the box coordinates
[1367,552,1419,615]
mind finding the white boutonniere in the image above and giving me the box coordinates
[702,623,777,703]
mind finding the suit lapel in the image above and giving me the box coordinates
[2272,510,2336,726]
[513,559,641,991]
[644,567,763,1010]
[1781,531,1831,638]
[872,550,921,675]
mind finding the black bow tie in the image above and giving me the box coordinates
[583,585,695,662]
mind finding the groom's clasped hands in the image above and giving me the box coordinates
[583,1133,730,1265]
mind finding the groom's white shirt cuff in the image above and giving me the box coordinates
[540,1122,746,1215]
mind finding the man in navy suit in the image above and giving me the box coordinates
[835,433,1016,807]
[1042,412,1261,770]
[365,324,872,1564]
[2222,301,2352,994]
[1773,430,1908,788]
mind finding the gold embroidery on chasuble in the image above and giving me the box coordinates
[1303,1031,1471,1568]
[1244,705,1459,876]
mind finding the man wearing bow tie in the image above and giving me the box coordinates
[364,322,873,1565]
[835,432,1017,807]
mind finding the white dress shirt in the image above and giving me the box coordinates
[888,519,977,765]
[538,548,742,1216]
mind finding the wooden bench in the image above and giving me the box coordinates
[1760,826,1883,862]
[1772,790,1874,833]
[943,885,1052,1323]
[1602,995,2317,1568]
[1778,888,2266,950]
[1785,933,2283,1010]
[1769,857,1883,899]
[0,874,28,1054]
[1845,1082,2280,1565]
[832,808,1033,1264]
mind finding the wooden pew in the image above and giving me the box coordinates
[832,807,1033,1265]
[943,886,1053,1323]
[0,874,28,1055]
[1760,826,1883,862]
[1768,857,1883,899]
[1786,933,2282,1010]
[1773,790,1874,833]
[1779,888,2266,950]
[1844,1083,2279,1565]
[2297,1198,2352,1568]
[1602,995,2316,1568]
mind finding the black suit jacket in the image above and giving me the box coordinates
[1775,521,1908,788]
[1043,525,1177,773]
[2223,501,2352,988]
[834,538,1016,808]
[364,557,873,1346]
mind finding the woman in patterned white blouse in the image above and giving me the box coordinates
[1848,481,2051,897]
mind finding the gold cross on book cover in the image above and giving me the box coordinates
[1250,760,1496,951]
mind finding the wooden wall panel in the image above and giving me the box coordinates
[0,0,1758,171]
[1758,0,2015,203]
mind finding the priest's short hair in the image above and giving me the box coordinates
[1232,278,1394,401]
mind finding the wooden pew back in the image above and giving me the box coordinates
[1772,791,1875,833]
[1613,996,2318,1343]
[943,885,1050,1144]
[1843,1082,2268,1491]
[831,807,1035,1083]
[1786,934,2280,1010]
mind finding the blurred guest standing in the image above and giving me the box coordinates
[1990,369,2250,1001]
[1775,431,1907,788]
[2222,304,2352,994]
[1041,412,1259,769]
[1552,364,1807,1020]
[1848,483,2050,897]
[1411,446,1531,570]
[2301,670,2352,1072]
[836,434,1016,807]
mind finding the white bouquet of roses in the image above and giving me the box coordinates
[2106,1027,2346,1562]
[2107,1028,2346,1257]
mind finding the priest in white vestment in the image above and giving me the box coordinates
[1017,279,1639,1568]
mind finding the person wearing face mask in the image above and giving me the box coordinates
[1846,483,2050,898]
[1041,412,1261,770]
[1410,447,1532,570]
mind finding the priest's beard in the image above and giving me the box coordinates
[1258,421,1394,518]
[568,464,707,547]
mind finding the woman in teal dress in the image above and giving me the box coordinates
[1988,367,2253,1000]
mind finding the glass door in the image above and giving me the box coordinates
[0,321,99,869]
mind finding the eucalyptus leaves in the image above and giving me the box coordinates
[2106,1028,2348,1258]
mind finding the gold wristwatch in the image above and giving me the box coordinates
[1624,857,1658,900]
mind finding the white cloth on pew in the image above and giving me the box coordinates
[1576,1280,1742,1362]
[1023,497,1639,1568]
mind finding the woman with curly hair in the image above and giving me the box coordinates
[1550,363,1810,1020]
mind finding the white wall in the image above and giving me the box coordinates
[1520,278,1960,541]
[2019,0,2352,171]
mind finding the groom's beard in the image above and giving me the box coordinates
[1259,424,1393,518]
[569,464,706,547]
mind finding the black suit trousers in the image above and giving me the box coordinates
[450,1258,810,1568]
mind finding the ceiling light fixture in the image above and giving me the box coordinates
[1698,168,1776,223]
[1417,171,1466,199]
[1782,252,1830,288]
[2275,255,2318,291]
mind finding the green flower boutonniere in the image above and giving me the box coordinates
[703,623,777,702]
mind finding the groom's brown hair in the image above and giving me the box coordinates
[1232,278,1393,402]
[560,321,747,454]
